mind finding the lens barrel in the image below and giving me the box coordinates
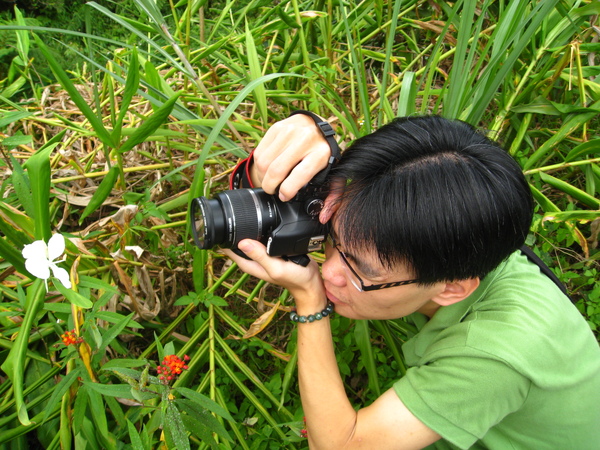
[191,189,277,250]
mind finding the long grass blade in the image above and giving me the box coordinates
[354,320,381,396]
[0,279,46,426]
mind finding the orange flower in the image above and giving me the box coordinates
[61,329,84,346]
[156,354,189,384]
[300,416,308,438]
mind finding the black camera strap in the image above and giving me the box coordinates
[519,245,573,302]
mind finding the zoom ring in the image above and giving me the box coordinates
[225,192,262,244]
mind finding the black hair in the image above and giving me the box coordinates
[329,116,533,283]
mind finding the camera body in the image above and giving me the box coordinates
[191,177,329,260]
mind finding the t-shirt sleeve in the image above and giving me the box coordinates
[394,355,531,449]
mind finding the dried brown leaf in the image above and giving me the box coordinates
[413,20,457,44]
[242,301,281,339]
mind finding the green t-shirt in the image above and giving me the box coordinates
[394,250,600,449]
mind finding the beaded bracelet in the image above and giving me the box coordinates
[290,302,335,323]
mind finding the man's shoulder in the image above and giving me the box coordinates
[411,251,600,385]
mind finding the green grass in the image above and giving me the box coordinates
[0,0,599,448]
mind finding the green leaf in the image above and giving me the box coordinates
[127,420,145,450]
[354,320,380,396]
[163,402,191,450]
[83,381,138,399]
[79,275,119,294]
[178,410,219,448]
[524,104,600,170]
[85,387,115,450]
[0,110,32,128]
[72,384,89,434]
[511,97,561,115]
[0,201,34,236]
[543,211,600,222]
[130,385,159,402]
[143,61,178,98]
[117,92,181,154]
[276,5,299,29]
[112,47,140,143]
[177,399,233,446]
[245,22,268,126]
[93,311,142,328]
[6,158,33,232]
[174,387,234,421]
[13,6,29,62]
[397,71,417,117]
[101,359,148,370]
[1,76,27,99]
[22,142,52,241]
[93,313,133,365]
[1,134,32,148]
[173,293,199,306]
[0,278,46,426]
[154,333,166,362]
[55,282,93,308]
[133,0,167,28]
[43,366,82,422]
[0,235,28,276]
[530,184,561,213]
[565,139,600,162]
[202,292,228,307]
[102,368,140,388]
[79,165,120,224]
[443,0,478,120]
[539,172,600,209]
[163,341,176,357]
[550,101,600,114]
[280,346,298,409]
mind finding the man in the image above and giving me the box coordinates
[224,112,600,449]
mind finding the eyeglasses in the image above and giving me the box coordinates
[326,234,421,292]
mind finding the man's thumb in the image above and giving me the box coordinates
[237,239,264,260]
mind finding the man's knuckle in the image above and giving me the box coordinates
[253,156,269,175]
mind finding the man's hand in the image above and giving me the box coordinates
[222,239,326,309]
[251,114,332,202]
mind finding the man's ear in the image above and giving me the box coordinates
[319,177,345,224]
[431,278,480,306]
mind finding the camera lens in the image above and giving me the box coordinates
[191,189,278,250]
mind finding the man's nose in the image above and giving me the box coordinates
[322,254,347,287]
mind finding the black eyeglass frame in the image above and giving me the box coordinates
[326,235,421,292]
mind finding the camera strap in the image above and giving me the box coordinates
[519,245,574,302]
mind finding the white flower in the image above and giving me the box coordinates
[22,234,72,290]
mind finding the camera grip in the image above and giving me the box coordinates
[235,247,310,267]
[282,254,311,267]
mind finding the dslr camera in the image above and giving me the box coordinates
[190,110,340,265]
[190,172,331,265]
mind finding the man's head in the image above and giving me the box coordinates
[328,115,533,284]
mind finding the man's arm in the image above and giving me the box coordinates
[295,293,441,449]
[227,241,441,449]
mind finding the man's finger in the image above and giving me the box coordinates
[222,243,272,281]
[237,239,266,261]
